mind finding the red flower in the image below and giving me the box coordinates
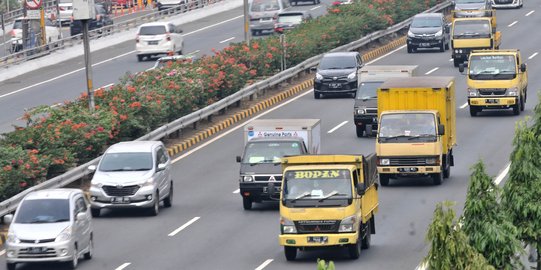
[19,182,28,188]
[97,126,105,132]
[3,165,12,172]
[129,102,142,108]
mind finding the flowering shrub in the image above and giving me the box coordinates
[0,0,444,199]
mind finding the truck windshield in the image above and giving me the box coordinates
[468,55,516,80]
[243,141,303,164]
[378,113,437,142]
[356,81,382,99]
[453,21,490,38]
[283,169,352,201]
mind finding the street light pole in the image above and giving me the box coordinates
[82,19,95,112]
[243,0,250,46]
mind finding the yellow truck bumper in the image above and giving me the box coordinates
[279,233,358,247]
[469,97,516,106]
[378,166,441,174]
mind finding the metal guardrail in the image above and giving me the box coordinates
[0,0,452,217]
[0,0,225,69]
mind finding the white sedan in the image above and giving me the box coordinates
[9,17,62,53]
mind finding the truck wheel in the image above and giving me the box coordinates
[432,172,443,185]
[242,197,252,210]
[91,208,100,217]
[284,246,297,261]
[520,95,525,111]
[361,220,371,249]
[379,174,390,186]
[453,58,461,68]
[356,126,364,138]
[445,41,450,50]
[469,106,479,117]
[348,236,361,259]
[513,98,521,115]
[443,164,451,179]
[314,91,321,99]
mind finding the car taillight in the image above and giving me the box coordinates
[9,30,16,37]
[273,14,278,20]
[70,16,74,22]
[136,35,139,43]
[59,6,65,11]
[96,15,101,21]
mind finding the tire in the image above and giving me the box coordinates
[137,55,144,62]
[407,44,413,54]
[513,98,521,115]
[443,163,451,179]
[520,95,525,111]
[251,30,257,36]
[469,106,479,117]
[361,220,371,249]
[284,246,297,261]
[314,91,321,99]
[7,263,16,270]
[439,41,445,52]
[91,208,100,217]
[432,172,443,185]
[84,237,93,260]
[453,58,461,67]
[356,125,364,138]
[445,40,450,50]
[379,174,390,187]
[242,197,252,210]
[348,235,361,259]
[164,183,173,208]
[69,246,78,269]
[149,191,160,216]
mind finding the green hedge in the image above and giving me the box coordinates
[0,0,444,200]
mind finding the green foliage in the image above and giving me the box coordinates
[317,259,335,270]
[462,161,523,270]
[424,201,494,270]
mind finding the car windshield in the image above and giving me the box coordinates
[356,81,382,99]
[468,55,516,80]
[13,20,22,30]
[411,17,442,28]
[283,169,352,200]
[99,152,153,171]
[15,199,70,224]
[319,55,356,70]
[242,141,303,164]
[378,113,437,141]
[250,0,280,12]
[139,25,167,35]
[278,14,303,24]
[453,21,490,37]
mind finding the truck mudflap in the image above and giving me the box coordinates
[469,97,516,106]
[279,232,359,247]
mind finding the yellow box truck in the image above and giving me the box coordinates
[376,76,457,186]
[279,155,378,260]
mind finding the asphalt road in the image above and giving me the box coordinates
[1,1,541,270]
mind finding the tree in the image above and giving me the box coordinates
[462,161,523,270]
[423,201,494,270]
[502,118,541,270]
[0,0,21,14]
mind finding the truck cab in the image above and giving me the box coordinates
[279,155,378,261]
[451,15,500,67]
[459,49,528,116]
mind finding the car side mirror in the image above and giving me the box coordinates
[356,182,366,196]
[88,165,96,172]
[438,124,445,136]
[157,163,167,171]
[76,212,87,221]
[458,63,465,73]
[4,214,13,224]
[520,63,527,72]
[236,156,242,163]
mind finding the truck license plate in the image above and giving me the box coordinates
[398,167,418,172]
[307,236,328,243]
[485,99,499,104]
[111,197,130,204]
[329,83,341,89]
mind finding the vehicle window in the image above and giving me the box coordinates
[99,152,153,171]
[379,113,436,138]
[76,197,87,213]
[242,141,303,164]
[59,0,73,3]
[139,25,167,35]
[45,19,56,27]
[319,55,357,70]
[156,148,167,165]
[357,54,363,66]
[277,14,303,24]
[250,0,280,12]
[284,169,352,199]
[13,20,22,30]
[15,199,70,223]
[161,147,169,162]
[96,5,106,15]
[356,81,382,99]
[411,17,442,28]
[453,21,490,37]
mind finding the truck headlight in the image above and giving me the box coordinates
[7,233,20,244]
[315,73,323,80]
[407,30,415,37]
[280,217,297,234]
[454,49,463,54]
[435,29,443,37]
[468,88,478,97]
[339,215,357,233]
[379,158,390,166]
[242,176,254,182]
[425,157,439,165]
[507,87,518,96]
[355,108,366,115]
[347,71,356,80]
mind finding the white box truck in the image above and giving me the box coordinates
[236,119,321,210]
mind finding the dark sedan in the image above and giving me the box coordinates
[70,3,114,36]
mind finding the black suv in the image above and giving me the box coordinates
[70,3,114,36]
[313,52,364,99]
[407,13,450,53]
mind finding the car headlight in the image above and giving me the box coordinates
[55,226,72,243]
[141,178,155,187]
[507,87,518,96]
[280,216,297,234]
[339,215,357,233]
[379,158,390,166]
[7,233,20,244]
[315,73,323,80]
[407,30,415,37]
[242,176,254,182]
[435,29,443,37]
[347,71,356,80]
[425,157,439,165]
[90,181,103,188]
[355,108,366,115]
[468,88,478,97]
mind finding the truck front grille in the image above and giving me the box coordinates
[254,175,282,182]
[390,157,428,166]
[479,88,506,96]
[102,185,140,196]
[295,220,340,233]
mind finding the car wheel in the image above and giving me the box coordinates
[137,55,144,62]
[445,40,450,50]
[348,234,361,259]
[314,91,321,99]
[356,125,364,138]
[164,183,173,208]
[361,219,371,249]
[251,30,258,36]
[284,246,297,261]
[69,245,78,269]
[407,44,413,53]
[91,208,100,217]
[84,237,93,260]
[6,263,16,270]
[379,174,390,186]
[149,191,160,216]
[432,171,443,185]
[242,197,252,210]
[439,41,445,52]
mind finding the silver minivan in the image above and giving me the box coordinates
[88,141,173,217]
[249,0,290,35]
[4,189,93,270]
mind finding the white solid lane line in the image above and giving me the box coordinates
[233,189,240,194]
[255,259,274,270]
[528,52,538,60]
[494,162,511,185]
[219,37,235,44]
[508,21,518,27]
[0,249,5,256]
[449,58,453,62]
[310,5,321,10]
[425,67,439,75]
[525,10,535,16]
[115,263,131,270]
[168,217,200,237]
[460,102,468,109]
[328,121,348,133]
[181,15,243,37]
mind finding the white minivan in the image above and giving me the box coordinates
[135,22,184,62]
